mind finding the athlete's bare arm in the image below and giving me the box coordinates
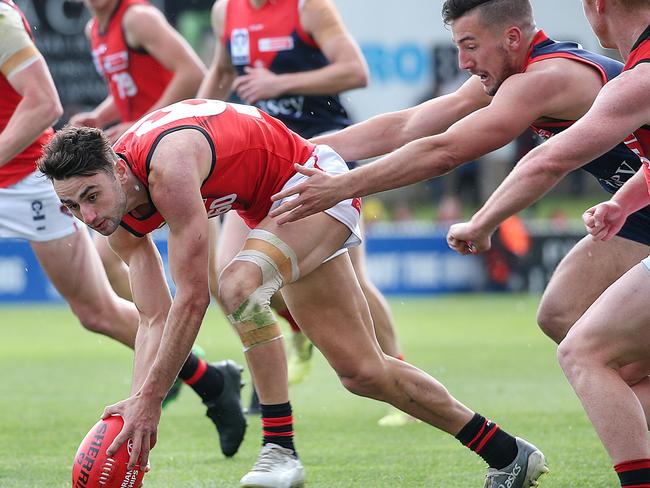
[107,228,172,392]
[103,130,212,470]
[197,0,236,100]
[311,76,490,162]
[0,18,62,166]
[123,5,206,114]
[448,65,650,254]
[271,59,594,223]
[69,21,121,129]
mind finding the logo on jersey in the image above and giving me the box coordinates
[258,36,294,53]
[624,133,650,168]
[231,28,250,65]
[257,96,305,119]
[205,194,238,218]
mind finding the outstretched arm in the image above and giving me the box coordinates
[311,76,490,162]
[448,66,650,254]
[271,69,563,223]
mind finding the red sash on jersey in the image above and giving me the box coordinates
[114,99,315,236]
[0,0,54,188]
[89,0,172,123]
[623,25,650,189]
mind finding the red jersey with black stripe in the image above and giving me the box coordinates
[89,0,173,123]
[114,99,315,236]
[621,25,650,189]
[222,0,351,138]
[0,0,54,188]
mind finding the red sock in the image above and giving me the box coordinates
[278,309,301,333]
[615,458,650,487]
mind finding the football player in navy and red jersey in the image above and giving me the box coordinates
[67,0,247,458]
[199,0,411,427]
[37,99,547,488]
[271,2,649,350]
[445,0,650,486]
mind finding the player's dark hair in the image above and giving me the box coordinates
[442,0,534,31]
[38,125,115,180]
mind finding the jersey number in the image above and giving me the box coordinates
[128,100,262,137]
[206,194,237,218]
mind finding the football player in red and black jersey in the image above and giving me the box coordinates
[38,99,547,488]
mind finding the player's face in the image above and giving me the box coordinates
[451,12,520,96]
[54,170,127,236]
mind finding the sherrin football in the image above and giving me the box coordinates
[72,415,145,488]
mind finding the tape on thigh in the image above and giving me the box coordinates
[228,229,300,350]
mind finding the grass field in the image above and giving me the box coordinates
[0,295,617,487]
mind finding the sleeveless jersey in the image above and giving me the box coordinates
[0,0,54,188]
[523,30,640,195]
[89,0,173,123]
[521,30,650,244]
[222,0,351,138]
[621,25,650,191]
[114,99,316,236]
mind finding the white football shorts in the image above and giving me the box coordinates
[0,170,79,241]
[269,144,362,258]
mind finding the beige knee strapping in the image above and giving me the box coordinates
[227,230,300,351]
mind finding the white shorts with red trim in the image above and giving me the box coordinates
[0,170,79,242]
[269,144,362,256]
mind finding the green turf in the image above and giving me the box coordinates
[0,296,617,487]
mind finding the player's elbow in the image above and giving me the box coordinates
[351,63,369,89]
[37,94,63,129]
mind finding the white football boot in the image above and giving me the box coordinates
[240,443,305,488]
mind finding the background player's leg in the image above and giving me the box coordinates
[31,228,138,347]
[93,232,133,301]
[537,235,649,343]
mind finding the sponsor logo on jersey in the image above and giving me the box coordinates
[257,96,304,118]
[258,36,294,53]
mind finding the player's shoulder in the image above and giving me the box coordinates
[122,1,166,30]
[0,2,24,29]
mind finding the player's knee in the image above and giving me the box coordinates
[217,263,262,315]
[71,303,112,335]
[556,334,590,381]
[536,303,570,344]
[338,360,386,398]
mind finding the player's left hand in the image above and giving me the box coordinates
[102,393,161,471]
[447,221,492,255]
[233,66,285,104]
[105,122,133,143]
[270,163,344,224]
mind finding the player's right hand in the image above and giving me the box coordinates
[270,164,345,224]
[69,112,98,127]
[583,200,626,241]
